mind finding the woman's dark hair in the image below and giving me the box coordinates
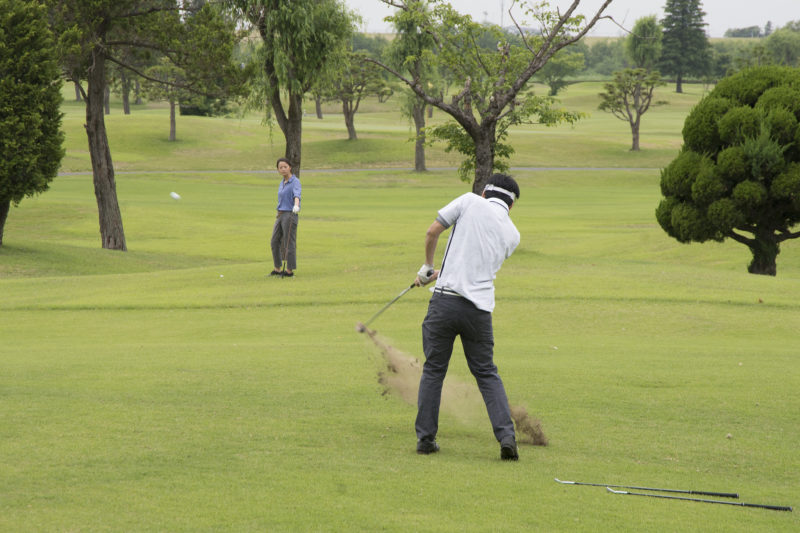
[276,157,292,169]
[484,173,520,207]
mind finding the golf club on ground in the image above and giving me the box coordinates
[606,487,792,512]
[356,283,415,333]
[554,478,739,498]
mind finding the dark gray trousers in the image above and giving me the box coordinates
[270,211,298,270]
[416,293,515,443]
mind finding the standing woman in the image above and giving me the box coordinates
[270,157,301,277]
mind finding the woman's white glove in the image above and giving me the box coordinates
[292,204,300,214]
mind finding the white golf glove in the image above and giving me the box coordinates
[292,204,300,214]
[417,263,434,284]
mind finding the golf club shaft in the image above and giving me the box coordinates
[363,283,415,327]
[607,488,792,512]
[554,478,738,498]
[282,213,295,270]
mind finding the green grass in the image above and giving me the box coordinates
[1,84,798,531]
[57,81,708,173]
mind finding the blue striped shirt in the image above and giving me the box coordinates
[277,175,301,211]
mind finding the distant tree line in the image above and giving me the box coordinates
[724,22,772,38]
[4,0,800,255]
[536,19,799,89]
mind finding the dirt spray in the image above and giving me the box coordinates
[358,323,547,446]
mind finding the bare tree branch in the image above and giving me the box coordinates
[118,6,181,19]
[727,230,754,246]
[104,55,221,99]
[777,228,800,242]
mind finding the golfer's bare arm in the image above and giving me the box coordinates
[424,220,446,265]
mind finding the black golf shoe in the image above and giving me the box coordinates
[269,270,282,276]
[416,439,440,455]
[500,436,518,461]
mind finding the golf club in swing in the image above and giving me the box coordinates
[606,487,792,512]
[356,282,416,333]
[554,478,739,499]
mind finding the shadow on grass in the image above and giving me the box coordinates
[0,241,234,278]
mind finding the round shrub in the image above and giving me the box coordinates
[756,86,800,119]
[714,65,793,106]
[715,146,749,184]
[795,125,800,163]
[742,132,787,180]
[691,167,727,206]
[732,180,768,210]
[670,203,714,243]
[707,198,746,232]
[770,163,800,209]
[660,150,712,199]
[655,197,679,236]
[659,66,800,275]
[682,97,733,155]
[764,107,798,146]
[718,106,761,145]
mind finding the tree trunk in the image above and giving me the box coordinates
[263,40,302,175]
[104,85,110,114]
[283,92,304,176]
[315,96,323,119]
[472,127,496,194]
[675,72,683,94]
[630,127,640,150]
[630,83,641,151]
[343,100,357,140]
[0,197,9,246]
[121,73,131,115]
[169,99,177,141]
[74,82,82,102]
[85,52,127,251]
[134,80,143,105]
[747,233,779,275]
[412,102,426,172]
[630,113,641,151]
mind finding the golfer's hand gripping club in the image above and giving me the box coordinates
[415,263,435,286]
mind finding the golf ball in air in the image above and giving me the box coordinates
[170,192,181,200]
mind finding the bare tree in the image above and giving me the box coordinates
[368,0,613,191]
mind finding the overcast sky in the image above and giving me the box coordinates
[342,0,798,38]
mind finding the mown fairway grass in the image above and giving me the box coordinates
[1,84,798,531]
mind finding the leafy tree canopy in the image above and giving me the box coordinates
[226,0,356,172]
[0,0,64,245]
[371,0,611,189]
[598,68,664,151]
[764,23,800,66]
[625,15,662,70]
[659,0,710,92]
[656,66,800,275]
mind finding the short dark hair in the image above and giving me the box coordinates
[483,173,520,207]
[276,157,292,169]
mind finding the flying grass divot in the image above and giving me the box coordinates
[357,323,547,446]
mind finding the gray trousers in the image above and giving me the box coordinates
[271,211,298,270]
[416,293,515,443]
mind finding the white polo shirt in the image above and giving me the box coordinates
[434,193,520,312]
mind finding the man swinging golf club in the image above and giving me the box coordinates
[414,173,521,460]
